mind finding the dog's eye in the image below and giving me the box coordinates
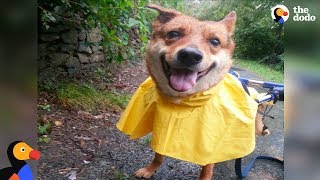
[209,38,220,47]
[167,31,181,39]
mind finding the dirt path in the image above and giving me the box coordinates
[38,62,283,179]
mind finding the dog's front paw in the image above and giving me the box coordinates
[134,167,155,179]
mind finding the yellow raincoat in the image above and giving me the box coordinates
[117,74,258,165]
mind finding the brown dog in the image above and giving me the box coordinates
[135,4,235,179]
[119,4,269,179]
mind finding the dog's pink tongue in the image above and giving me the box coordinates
[169,69,197,91]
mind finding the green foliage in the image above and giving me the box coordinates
[38,136,50,143]
[235,58,284,83]
[38,122,51,143]
[38,104,52,112]
[104,92,131,109]
[139,135,152,145]
[86,0,151,61]
[38,123,51,135]
[38,0,150,62]
[94,67,105,77]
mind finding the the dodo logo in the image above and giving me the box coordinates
[0,141,41,179]
[271,5,289,24]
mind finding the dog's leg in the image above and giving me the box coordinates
[199,163,214,180]
[134,152,164,178]
[255,104,270,136]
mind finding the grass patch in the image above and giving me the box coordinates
[234,59,284,83]
[57,82,130,113]
[104,92,131,109]
[139,135,152,145]
[112,170,129,180]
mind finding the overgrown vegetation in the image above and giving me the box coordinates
[235,58,284,83]
[38,0,151,62]
[57,82,130,113]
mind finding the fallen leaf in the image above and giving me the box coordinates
[54,120,63,126]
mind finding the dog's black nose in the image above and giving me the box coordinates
[177,47,203,66]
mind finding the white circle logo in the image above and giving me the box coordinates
[271,5,290,24]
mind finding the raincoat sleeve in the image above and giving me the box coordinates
[116,77,157,139]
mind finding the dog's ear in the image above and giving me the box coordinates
[147,4,179,23]
[220,11,237,35]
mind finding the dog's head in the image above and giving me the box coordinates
[145,4,236,98]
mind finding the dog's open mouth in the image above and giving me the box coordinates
[161,57,216,92]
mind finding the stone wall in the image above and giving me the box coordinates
[38,25,105,75]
